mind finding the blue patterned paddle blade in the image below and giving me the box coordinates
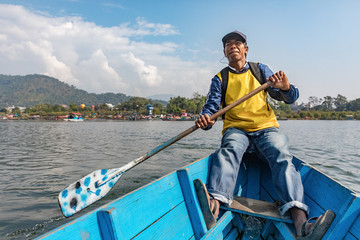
[58,168,123,217]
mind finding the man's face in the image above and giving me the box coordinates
[223,37,248,63]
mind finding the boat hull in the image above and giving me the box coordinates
[63,119,84,122]
[37,154,360,240]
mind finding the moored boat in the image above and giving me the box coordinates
[36,153,360,239]
[63,112,84,122]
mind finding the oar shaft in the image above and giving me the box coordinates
[122,81,272,173]
[60,81,272,217]
[123,125,199,173]
[99,125,199,185]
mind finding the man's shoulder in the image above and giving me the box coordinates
[249,62,273,79]
[249,62,268,69]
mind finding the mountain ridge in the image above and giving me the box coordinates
[0,74,132,108]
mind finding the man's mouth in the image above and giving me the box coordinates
[228,51,239,56]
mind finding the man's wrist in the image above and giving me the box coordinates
[280,84,291,92]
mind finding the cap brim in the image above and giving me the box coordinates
[222,33,246,46]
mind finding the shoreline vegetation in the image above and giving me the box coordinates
[1,113,359,122]
[1,109,358,121]
[1,95,360,121]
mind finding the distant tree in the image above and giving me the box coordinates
[191,92,203,114]
[292,113,300,119]
[96,104,110,112]
[347,98,360,111]
[152,103,165,115]
[53,104,66,112]
[308,96,322,108]
[185,101,197,114]
[299,111,308,118]
[118,97,151,112]
[29,104,53,113]
[199,96,207,113]
[192,92,202,102]
[334,94,348,111]
[320,111,331,119]
[167,96,187,114]
[278,102,291,114]
[12,107,21,114]
[170,96,187,108]
[69,103,79,112]
[321,96,334,111]
[193,94,207,114]
[354,111,360,120]
[306,111,314,119]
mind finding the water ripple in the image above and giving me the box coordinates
[1,120,359,239]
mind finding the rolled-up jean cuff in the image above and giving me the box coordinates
[278,201,310,216]
[208,191,232,207]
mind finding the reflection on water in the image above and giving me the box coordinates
[1,120,359,239]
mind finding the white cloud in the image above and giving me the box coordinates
[134,17,179,36]
[76,49,126,92]
[0,4,217,98]
[123,52,162,87]
[26,40,79,85]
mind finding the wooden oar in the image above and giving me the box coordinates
[58,81,272,217]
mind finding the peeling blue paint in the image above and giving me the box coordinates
[84,177,91,187]
[81,194,88,202]
[62,190,68,199]
[95,189,101,196]
[75,187,82,194]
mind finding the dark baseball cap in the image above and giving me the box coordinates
[222,31,247,47]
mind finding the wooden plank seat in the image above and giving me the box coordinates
[221,197,293,224]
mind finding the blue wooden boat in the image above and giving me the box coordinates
[63,112,84,122]
[36,84,360,239]
[36,153,360,240]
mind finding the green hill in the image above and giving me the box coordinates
[0,74,131,108]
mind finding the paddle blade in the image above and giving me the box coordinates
[58,168,123,217]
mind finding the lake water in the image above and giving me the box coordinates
[1,120,359,239]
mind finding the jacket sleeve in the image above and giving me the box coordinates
[199,75,222,129]
[258,63,299,104]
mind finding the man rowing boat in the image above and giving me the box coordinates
[195,30,335,239]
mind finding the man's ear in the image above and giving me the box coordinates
[223,49,227,58]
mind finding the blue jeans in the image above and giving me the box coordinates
[207,127,309,216]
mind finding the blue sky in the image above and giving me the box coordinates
[0,0,359,103]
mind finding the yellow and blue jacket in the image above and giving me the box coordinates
[201,62,299,133]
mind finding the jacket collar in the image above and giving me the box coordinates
[228,61,249,73]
